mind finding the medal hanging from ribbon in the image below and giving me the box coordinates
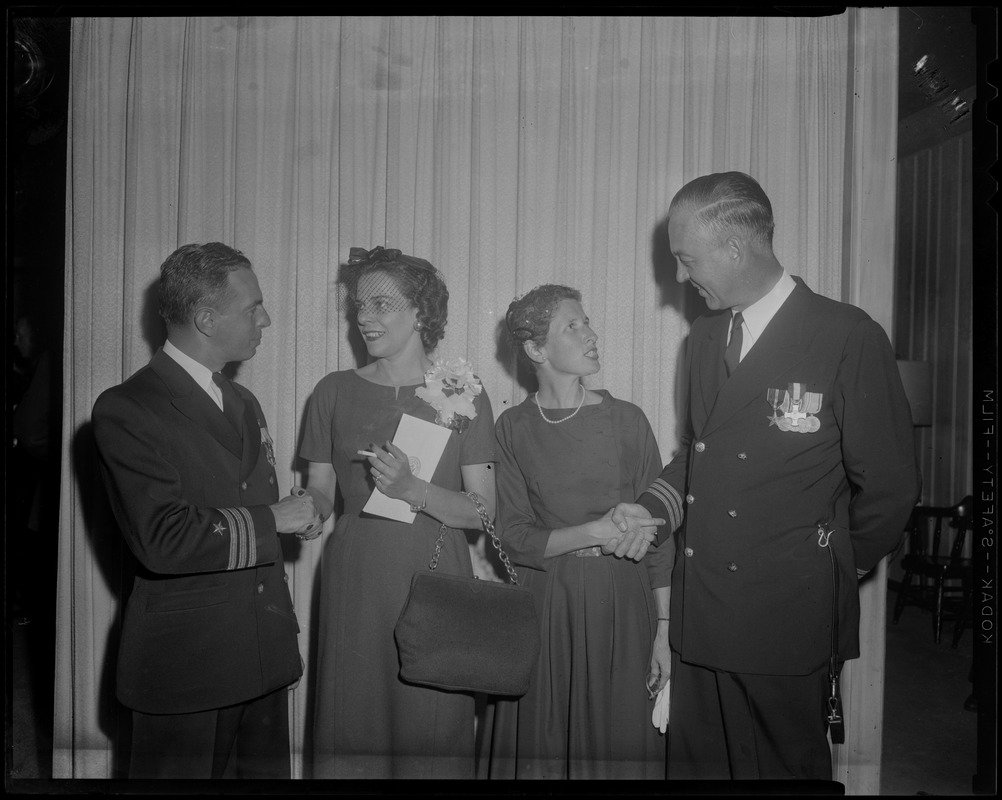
[767,387,785,423]
[261,427,277,466]
[767,383,823,433]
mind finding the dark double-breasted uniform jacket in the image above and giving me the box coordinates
[92,349,302,714]
[640,278,920,676]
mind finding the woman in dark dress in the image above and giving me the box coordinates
[482,284,674,780]
[301,247,496,779]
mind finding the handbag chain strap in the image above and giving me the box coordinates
[428,492,521,586]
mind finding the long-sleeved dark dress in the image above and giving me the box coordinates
[482,390,673,779]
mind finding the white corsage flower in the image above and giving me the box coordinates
[415,357,482,433]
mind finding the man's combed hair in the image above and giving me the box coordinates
[670,171,776,249]
[505,284,582,368]
[159,243,252,327]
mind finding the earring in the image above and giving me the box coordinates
[413,322,423,331]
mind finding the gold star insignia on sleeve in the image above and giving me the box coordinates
[213,522,227,536]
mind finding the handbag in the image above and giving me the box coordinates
[394,492,541,696]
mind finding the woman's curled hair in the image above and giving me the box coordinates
[504,284,581,367]
[338,246,449,351]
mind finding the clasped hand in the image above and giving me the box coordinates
[601,503,665,561]
[271,486,329,540]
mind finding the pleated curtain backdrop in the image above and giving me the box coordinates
[54,12,897,787]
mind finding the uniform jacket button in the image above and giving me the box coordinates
[727,509,738,518]
[283,573,290,583]
[737,452,748,460]
[684,547,694,557]
[694,442,705,452]
[686,494,695,504]
[241,481,248,491]
[727,562,738,572]
[256,583,265,594]
[268,475,275,485]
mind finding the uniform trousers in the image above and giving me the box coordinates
[668,654,834,780]
[129,686,290,779]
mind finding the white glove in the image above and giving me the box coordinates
[651,679,670,734]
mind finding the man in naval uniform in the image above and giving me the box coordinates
[616,172,920,781]
[93,242,326,779]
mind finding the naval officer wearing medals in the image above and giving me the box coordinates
[613,172,920,781]
[92,243,326,779]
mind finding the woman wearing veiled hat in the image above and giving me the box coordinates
[300,247,496,779]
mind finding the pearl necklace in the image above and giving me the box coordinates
[535,383,586,424]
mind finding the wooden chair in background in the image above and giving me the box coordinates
[891,495,974,648]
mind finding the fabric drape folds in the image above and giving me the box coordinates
[55,13,896,787]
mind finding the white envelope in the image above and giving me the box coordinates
[362,413,453,523]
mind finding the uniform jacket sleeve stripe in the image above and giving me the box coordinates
[218,507,257,570]
[647,478,685,533]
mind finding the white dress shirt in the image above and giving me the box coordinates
[163,339,224,412]
[728,270,797,362]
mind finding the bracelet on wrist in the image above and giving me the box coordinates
[657,617,670,622]
[409,480,429,513]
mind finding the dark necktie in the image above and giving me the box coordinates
[724,311,743,378]
[212,373,244,435]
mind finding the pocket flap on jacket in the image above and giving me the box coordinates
[146,583,229,613]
